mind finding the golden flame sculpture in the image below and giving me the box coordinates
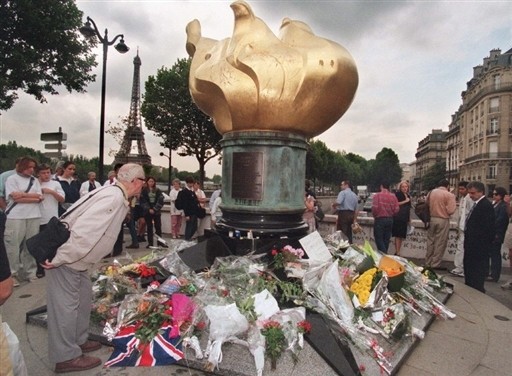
[186,0,358,138]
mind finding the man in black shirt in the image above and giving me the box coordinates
[176,176,201,240]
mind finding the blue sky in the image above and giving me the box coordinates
[1,0,510,178]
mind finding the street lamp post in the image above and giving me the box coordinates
[80,17,129,183]
[159,151,172,193]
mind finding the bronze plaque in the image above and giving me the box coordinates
[232,152,263,200]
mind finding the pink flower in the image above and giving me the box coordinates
[263,320,282,330]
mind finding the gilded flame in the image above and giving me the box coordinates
[186,0,358,138]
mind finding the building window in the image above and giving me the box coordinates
[487,164,497,179]
[494,74,501,90]
[489,141,497,156]
[489,118,499,134]
[489,97,499,113]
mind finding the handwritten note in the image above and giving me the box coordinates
[299,231,332,263]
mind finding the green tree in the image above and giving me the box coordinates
[0,141,51,171]
[368,147,402,190]
[0,0,96,111]
[421,161,446,191]
[141,58,222,185]
[211,174,222,184]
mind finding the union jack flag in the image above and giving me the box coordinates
[104,322,184,367]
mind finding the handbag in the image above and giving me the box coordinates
[351,222,363,234]
[26,216,70,264]
[197,206,206,219]
[314,204,325,222]
[414,192,431,228]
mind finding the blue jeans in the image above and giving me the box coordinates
[374,217,393,253]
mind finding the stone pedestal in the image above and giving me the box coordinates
[216,130,308,238]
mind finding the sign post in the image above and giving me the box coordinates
[41,127,67,159]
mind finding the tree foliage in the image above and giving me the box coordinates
[367,148,402,190]
[306,140,370,193]
[0,0,97,111]
[306,142,403,193]
[421,161,446,191]
[0,141,51,171]
[141,58,222,185]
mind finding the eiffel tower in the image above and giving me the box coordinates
[114,51,152,167]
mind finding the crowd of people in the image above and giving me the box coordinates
[0,157,221,373]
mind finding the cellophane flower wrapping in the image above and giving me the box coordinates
[324,230,350,254]
[91,265,141,328]
[203,303,250,371]
[159,249,192,276]
[268,307,306,355]
[398,262,456,320]
[371,303,409,339]
[304,261,354,325]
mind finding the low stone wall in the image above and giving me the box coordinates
[317,214,457,263]
[160,204,211,238]
[160,205,509,267]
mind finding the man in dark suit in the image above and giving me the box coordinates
[464,181,495,293]
[176,176,201,240]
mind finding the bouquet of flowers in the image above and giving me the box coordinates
[349,267,386,308]
[269,245,305,271]
[372,303,409,340]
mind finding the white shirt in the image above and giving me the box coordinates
[80,180,101,196]
[103,177,117,186]
[211,196,222,219]
[169,187,183,216]
[458,194,475,231]
[195,188,206,208]
[5,173,42,219]
[40,180,65,225]
[209,189,221,211]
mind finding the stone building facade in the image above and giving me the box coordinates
[414,48,512,195]
[413,129,447,193]
[457,48,512,194]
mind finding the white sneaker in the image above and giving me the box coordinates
[450,269,464,277]
[501,280,512,290]
[12,277,20,287]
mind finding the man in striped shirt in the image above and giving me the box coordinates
[372,181,399,253]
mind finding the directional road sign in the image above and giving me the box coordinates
[41,132,67,142]
[44,143,67,150]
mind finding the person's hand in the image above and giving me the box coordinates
[11,191,24,200]
[185,216,190,221]
[41,260,56,270]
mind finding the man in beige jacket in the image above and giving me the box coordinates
[425,179,456,269]
[42,164,145,373]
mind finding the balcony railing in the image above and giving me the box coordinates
[486,129,500,136]
[462,83,512,110]
[465,152,512,163]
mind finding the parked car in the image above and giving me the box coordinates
[362,193,376,213]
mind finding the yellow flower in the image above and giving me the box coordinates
[350,267,378,305]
